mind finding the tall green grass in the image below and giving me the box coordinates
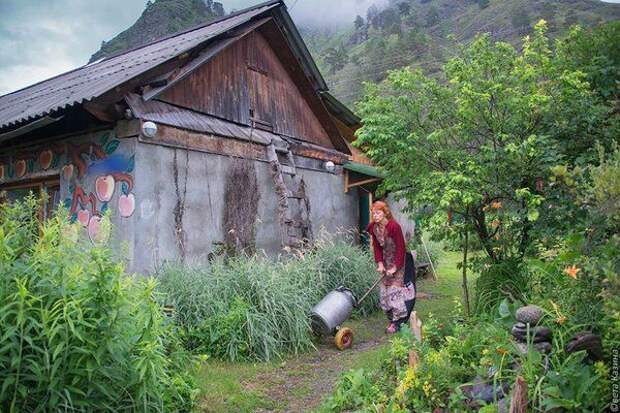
[0,197,196,412]
[156,234,380,362]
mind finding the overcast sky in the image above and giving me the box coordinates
[0,0,380,95]
[0,0,618,96]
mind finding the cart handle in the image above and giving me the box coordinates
[356,272,386,306]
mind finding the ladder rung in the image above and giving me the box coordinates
[281,165,295,175]
[285,190,304,199]
[285,219,310,229]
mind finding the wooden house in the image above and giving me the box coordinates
[0,0,391,273]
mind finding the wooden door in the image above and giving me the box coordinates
[247,66,274,131]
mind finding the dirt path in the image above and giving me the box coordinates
[249,313,390,413]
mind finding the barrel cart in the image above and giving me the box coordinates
[310,277,383,350]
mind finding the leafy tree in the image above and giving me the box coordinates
[367,5,380,29]
[425,5,440,27]
[354,22,613,265]
[354,15,365,30]
[510,7,530,33]
[398,2,411,15]
[324,45,350,74]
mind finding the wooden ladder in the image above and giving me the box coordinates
[266,141,313,249]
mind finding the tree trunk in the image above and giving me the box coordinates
[462,229,471,317]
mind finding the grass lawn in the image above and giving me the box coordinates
[194,250,469,412]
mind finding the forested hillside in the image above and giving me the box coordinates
[305,0,620,103]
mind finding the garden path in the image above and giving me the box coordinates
[197,252,463,412]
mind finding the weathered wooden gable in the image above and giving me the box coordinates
[158,22,334,149]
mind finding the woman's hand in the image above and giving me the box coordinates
[386,266,397,276]
[377,262,385,274]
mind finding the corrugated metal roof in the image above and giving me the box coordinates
[0,1,280,130]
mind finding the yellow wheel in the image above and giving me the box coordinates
[334,327,354,350]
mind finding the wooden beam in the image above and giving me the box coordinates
[346,177,381,192]
[344,169,349,193]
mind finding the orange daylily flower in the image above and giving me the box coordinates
[491,201,502,210]
[564,265,580,279]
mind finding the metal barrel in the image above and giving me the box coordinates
[310,287,357,336]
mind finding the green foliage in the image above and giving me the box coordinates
[322,313,610,412]
[355,21,619,287]
[321,369,387,412]
[473,258,529,314]
[157,234,379,361]
[0,197,196,412]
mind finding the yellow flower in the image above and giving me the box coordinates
[564,265,580,279]
[550,300,567,325]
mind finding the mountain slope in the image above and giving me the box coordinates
[314,0,620,104]
[89,0,225,63]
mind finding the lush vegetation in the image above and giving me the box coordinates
[156,234,380,362]
[0,198,197,412]
[315,20,620,412]
[320,304,610,412]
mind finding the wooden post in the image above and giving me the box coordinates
[509,376,528,413]
[421,236,438,280]
[408,311,423,369]
[410,311,423,342]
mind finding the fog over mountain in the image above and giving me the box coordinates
[229,0,388,28]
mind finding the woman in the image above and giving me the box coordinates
[367,201,415,333]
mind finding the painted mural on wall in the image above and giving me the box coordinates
[65,132,136,243]
[0,131,135,244]
[0,144,65,181]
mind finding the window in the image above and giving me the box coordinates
[0,178,60,220]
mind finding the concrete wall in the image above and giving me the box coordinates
[132,141,359,274]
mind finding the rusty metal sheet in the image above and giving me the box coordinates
[125,93,273,145]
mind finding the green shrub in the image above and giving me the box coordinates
[0,197,196,412]
[473,258,529,315]
[156,234,379,361]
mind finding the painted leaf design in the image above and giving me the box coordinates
[121,182,129,195]
[70,213,78,224]
[126,155,135,173]
[101,202,109,214]
[99,132,110,146]
[64,198,72,209]
[104,140,120,155]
